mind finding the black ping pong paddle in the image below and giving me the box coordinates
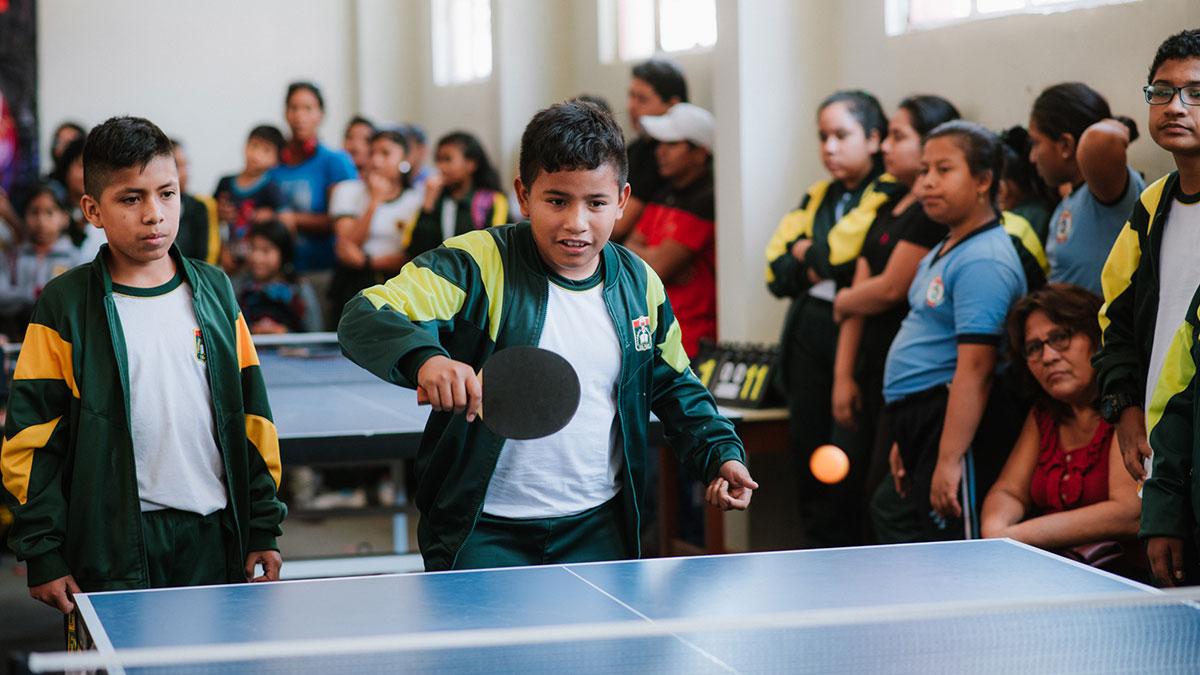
[417,346,581,440]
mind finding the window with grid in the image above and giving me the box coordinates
[431,0,493,86]
[885,0,1140,36]
[597,0,717,64]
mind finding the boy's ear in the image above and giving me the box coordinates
[80,193,102,230]
[616,182,632,217]
[514,177,532,219]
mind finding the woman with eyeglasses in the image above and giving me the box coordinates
[981,284,1141,573]
[1027,82,1144,295]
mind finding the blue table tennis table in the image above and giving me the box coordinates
[35,539,1200,673]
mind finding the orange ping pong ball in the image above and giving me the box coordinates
[810,444,850,484]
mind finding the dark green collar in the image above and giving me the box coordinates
[112,273,184,297]
[547,259,604,291]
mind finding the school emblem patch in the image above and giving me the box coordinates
[1055,208,1073,244]
[925,275,946,307]
[632,316,652,352]
[194,328,207,362]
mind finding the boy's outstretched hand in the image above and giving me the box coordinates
[245,550,283,583]
[706,461,758,511]
[30,574,81,614]
[417,355,483,421]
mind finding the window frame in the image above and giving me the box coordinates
[431,0,494,88]
[886,0,1141,37]
[598,0,717,65]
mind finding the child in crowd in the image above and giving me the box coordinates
[237,220,323,334]
[830,95,960,544]
[343,116,376,177]
[0,182,83,340]
[170,138,220,265]
[614,58,689,243]
[872,121,1030,543]
[329,128,424,315]
[1029,82,1143,294]
[338,101,753,571]
[998,126,1059,243]
[47,121,85,173]
[1,116,285,617]
[401,123,431,190]
[764,90,902,548]
[624,102,717,359]
[1108,28,1200,587]
[214,125,286,274]
[48,138,102,258]
[406,131,508,258]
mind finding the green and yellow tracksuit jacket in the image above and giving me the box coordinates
[1144,286,1200,539]
[1095,172,1179,405]
[0,246,286,590]
[338,223,744,571]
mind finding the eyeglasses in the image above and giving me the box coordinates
[1023,329,1073,360]
[1143,84,1200,106]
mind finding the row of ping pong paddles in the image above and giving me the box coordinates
[416,346,582,440]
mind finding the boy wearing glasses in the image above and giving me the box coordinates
[1094,28,1200,586]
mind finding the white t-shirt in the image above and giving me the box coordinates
[1146,197,1200,411]
[329,180,424,258]
[113,276,227,515]
[482,277,624,519]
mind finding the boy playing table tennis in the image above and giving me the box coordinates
[339,101,755,570]
[1,117,286,615]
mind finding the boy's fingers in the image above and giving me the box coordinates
[55,589,75,615]
[65,577,81,595]
[1170,541,1185,582]
[451,378,468,413]
[466,375,483,421]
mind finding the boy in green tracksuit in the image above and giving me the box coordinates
[1,117,286,617]
[1130,30,1200,587]
[339,101,755,571]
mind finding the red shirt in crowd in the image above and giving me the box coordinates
[1029,407,1114,514]
[634,172,716,358]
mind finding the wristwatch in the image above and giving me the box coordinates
[1100,392,1140,424]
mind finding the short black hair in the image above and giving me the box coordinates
[897,95,960,139]
[572,94,613,115]
[249,220,297,280]
[248,124,286,152]
[519,101,628,189]
[1031,82,1138,145]
[631,59,689,104]
[402,123,427,146]
[345,115,375,137]
[1149,29,1200,83]
[82,116,175,198]
[286,81,325,110]
[371,128,410,154]
[16,180,68,216]
[925,120,1004,209]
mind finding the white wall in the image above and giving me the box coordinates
[834,0,1196,184]
[38,0,361,195]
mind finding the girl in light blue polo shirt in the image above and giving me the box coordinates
[873,122,1029,544]
[1028,83,1143,295]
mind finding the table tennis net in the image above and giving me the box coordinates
[26,585,1200,674]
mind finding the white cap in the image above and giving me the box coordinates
[640,103,715,151]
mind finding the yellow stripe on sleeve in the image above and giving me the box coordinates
[245,414,282,487]
[362,264,469,327]
[1,417,62,504]
[1147,318,1196,436]
[764,181,830,282]
[643,261,689,373]
[1098,224,1142,336]
[14,323,78,399]
[235,313,260,370]
[1002,211,1049,275]
[445,231,505,340]
[197,195,221,266]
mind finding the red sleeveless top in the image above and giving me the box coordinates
[1029,407,1113,514]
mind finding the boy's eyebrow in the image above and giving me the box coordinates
[543,188,613,199]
